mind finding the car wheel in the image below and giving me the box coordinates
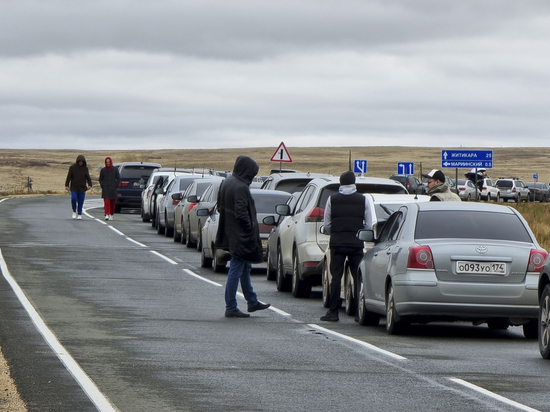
[164,213,173,237]
[186,219,195,248]
[466,193,471,202]
[525,194,530,203]
[487,319,509,330]
[321,260,330,308]
[266,247,277,281]
[357,274,380,326]
[141,206,150,222]
[344,266,356,316]
[213,248,226,273]
[115,205,121,214]
[539,284,550,358]
[515,195,519,203]
[386,283,407,335]
[180,218,187,245]
[200,245,212,268]
[487,193,491,202]
[173,223,181,242]
[156,213,165,235]
[523,319,538,339]
[291,249,312,298]
[494,193,500,203]
[196,226,202,251]
[276,245,291,292]
[542,195,547,203]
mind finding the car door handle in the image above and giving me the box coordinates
[373,252,378,256]
[386,250,392,255]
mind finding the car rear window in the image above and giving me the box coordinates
[253,193,292,213]
[120,166,158,179]
[496,180,513,188]
[316,184,407,208]
[274,179,312,193]
[415,210,533,242]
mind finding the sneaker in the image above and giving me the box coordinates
[225,309,250,318]
[320,310,339,322]
[72,212,77,219]
[248,302,271,313]
[77,215,82,220]
[108,215,114,221]
[105,215,110,220]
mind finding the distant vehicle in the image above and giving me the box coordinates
[455,179,480,201]
[495,178,530,203]
[356,202,545,338]
[260,172,333,193]
[389,174,425,194]
[524,182,550,203]
[115,162,161,213]
[155,174,198,237]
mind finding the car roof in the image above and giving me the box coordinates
[268,172,333,180]
[115,162,162,168]
[414,201,517,214]
[250,188,294,197]
[307,176,406,187]
[367,193,430,204]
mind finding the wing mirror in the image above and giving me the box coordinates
[187,195,199,203]
[357,229,375,242]
[275,204,291,216]
[263,215,276,226]
[196,208,210,216]
[171,192,183,201]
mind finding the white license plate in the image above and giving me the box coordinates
[133,182,140,187]
[456,261,506,275]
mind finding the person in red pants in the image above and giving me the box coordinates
[99,157,120,220]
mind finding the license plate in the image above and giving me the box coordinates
[456,261,506,275]
[261,239,268,249]
[133,182,140,187]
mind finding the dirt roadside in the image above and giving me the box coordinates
[0,346,26,411]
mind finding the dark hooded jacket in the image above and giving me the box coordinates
[65,155,92,193]
[99,156,120,199]
[215,155,263,263]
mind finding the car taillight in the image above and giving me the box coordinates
[119,181,129,187]
[535,190,541,194]
[407,182,411,189]
[512,187,517,192]
[459,187,465,191]
[408,246,434,269]
[528,249,547,272]
[482,185,488,190]
[172,198,179,205]
[305,207,324,223]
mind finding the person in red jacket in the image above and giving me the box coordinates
[65,155,92,220]
[99,157,121,220]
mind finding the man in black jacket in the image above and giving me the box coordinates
[215,155,271,318]
[65,154,92,220]
[321,171,371,322]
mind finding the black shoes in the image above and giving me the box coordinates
[320,310,339,322]
[248,302,271,313]
[225,308,250,318]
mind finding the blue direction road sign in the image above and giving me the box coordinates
[354,159,367,174]
[397,162,414,175]
[441,150,493,169]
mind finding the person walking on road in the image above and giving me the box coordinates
[215,155,271,318]
[65,154,92,220]
[423,169,461,201]
[99,156,120,221]
[321,171,371,322]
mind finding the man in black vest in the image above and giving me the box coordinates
[321,171,370,322]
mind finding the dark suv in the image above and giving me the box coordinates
[389,174,426,194]
[115,162,161,212]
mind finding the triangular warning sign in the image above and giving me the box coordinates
[270,142,292,163]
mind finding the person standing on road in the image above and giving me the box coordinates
[65,154,92,220]
[99,156,120,221]
[215,155,271,318]
[321,171,371,322]
[423,169,461,201]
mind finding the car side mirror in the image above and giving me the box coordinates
[357,229,375,242]
[196,208,209,216]
[275,204,291,216]
[263,215,276,226]
[172,192,183,201]
[154,187,163,194]
[187,195,198,203]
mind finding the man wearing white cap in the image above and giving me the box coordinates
[422,169,461,202]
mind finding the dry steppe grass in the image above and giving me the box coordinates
[1,146,549,194]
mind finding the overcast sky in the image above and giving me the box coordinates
[1,0,549,150]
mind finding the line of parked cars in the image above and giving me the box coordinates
[112,162,550,358]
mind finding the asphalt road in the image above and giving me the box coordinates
[0,195,549,412]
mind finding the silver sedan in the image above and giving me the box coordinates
[356,202,547,338]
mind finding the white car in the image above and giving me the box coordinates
[320,194,431,314]
[274,176,408,298]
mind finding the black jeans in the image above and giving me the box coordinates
[329,247,364,312]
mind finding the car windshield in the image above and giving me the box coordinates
[496,180,513,188]
[275,179,312,193]
[415,210,533,242]
[253,193,292,213]
[121,166,158,179]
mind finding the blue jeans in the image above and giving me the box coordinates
[71,191,86,215]
[225,256,258,311]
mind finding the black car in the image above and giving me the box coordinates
[525,182,550,202]
[115,162,161,212]
[389,174,425,194]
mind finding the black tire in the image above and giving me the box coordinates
[173,224,181,242]
[141,206,150,222]
[115,205,121,213]
[494,193,500,203]
[156,213,165,235]
[266,247,277,281]
[539,284,550,358]
[344,266,356,316]
[200,246,212,268]
[276,245,291,292]
[466,193,471,202]
[487,319,509,330]
[213,249,226,273]
[321,260,330,308]
[515,195,519,203]
[196,226,202,251]
[386,283,407,335]
[523,319,538,339]
[185,219,195,248]
[291,250,311,298]
[164,213,173,237]
[487,193,491,202]
[357,274,380,326]
[180,218,187,245]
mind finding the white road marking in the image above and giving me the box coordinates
[307,324,407,360]
[107,226,125,236]
[183,269,223,287]
[0,198,9,203]
[449,378,540,412]
[150,251,178,265]
[0,249,119,412]
[125,237,147,247]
